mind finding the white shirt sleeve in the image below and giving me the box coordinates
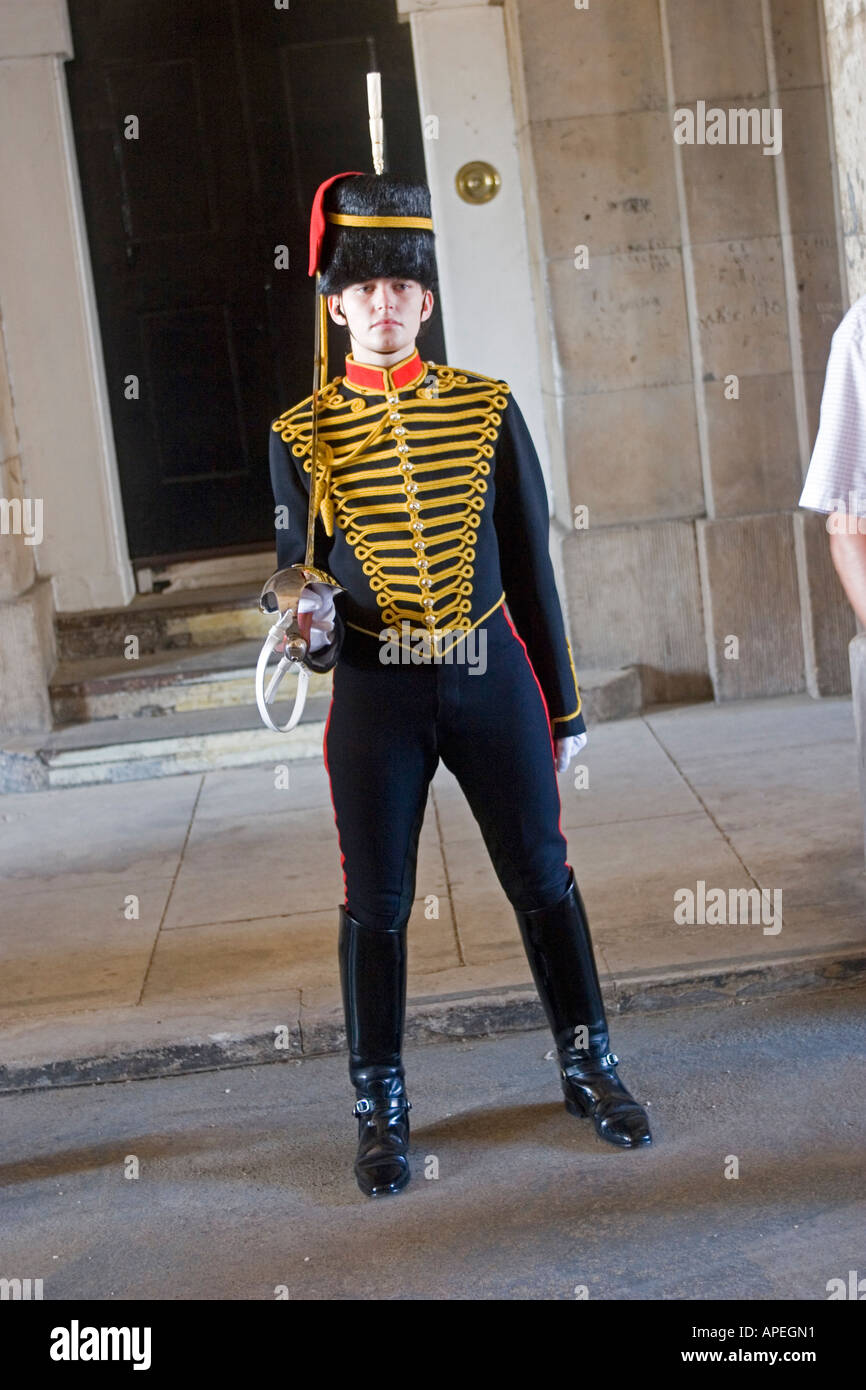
[799,297,866,518]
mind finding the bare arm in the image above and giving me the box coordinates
[828,513,866,627]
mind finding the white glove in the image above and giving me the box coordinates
[295,582,337,655]
[555,732,587,772]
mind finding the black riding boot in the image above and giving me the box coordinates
[514,868,652,1148]
[338,906,412,1196]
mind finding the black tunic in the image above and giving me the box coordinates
[268,349,585,739]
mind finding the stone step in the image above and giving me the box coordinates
[579,665,643,724]
[0,698,333,792]
[2,665,642,792]
[55,584,267,661]
[49,638,641,729]
[49,638,334,723]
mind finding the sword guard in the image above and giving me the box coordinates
[255,565,344,733]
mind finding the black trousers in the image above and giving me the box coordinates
[323,603,572,930]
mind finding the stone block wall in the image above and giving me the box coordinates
[511,0,857,703]
[823,0,866,301]
[0,308,55,733]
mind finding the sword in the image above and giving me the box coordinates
[255,72,383,733]
[254,275,342,733]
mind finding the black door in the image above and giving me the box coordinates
[65,0,445,563]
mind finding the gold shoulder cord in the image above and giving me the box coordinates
[273,390,392,542]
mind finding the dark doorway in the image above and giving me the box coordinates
[64,0,445,563]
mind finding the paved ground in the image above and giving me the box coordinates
[0,692,864,1084]
[0,984,863,1300]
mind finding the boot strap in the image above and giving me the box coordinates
[353,1097,412,1118]
[561,1050,618,1079]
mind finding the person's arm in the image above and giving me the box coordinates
[799,308,866,629]
[493,392,586,741]
[268,419,345,673]
[828,522,866,628]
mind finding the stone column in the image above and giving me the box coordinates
[665,0,853,700]
[821,0,866,863]
[0,0,134,615]
[509,0,712,705]
[851,633,866,866]
[0,308,55,733]
[822,0,866,302]
[396,0,568,538]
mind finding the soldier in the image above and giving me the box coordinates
[268,170,651,1198]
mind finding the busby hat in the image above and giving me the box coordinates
[309,172,438,298]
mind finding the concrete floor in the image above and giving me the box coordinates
[1,984,863,1301]
[0,692,864,1083]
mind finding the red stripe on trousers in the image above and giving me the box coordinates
[322,690,349,906]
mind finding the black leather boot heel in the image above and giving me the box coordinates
[514,869,652,1149]
[339,907,412,1196]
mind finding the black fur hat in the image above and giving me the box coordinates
[317,174,438,298]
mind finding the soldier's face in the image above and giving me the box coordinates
[328,277,434,360]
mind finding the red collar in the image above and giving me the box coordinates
[343,348,427,394]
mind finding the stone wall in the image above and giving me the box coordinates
[822,0,866,301]
[510,0,856,703]
[0,307,56,733]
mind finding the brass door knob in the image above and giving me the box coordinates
[455,161,501,205]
